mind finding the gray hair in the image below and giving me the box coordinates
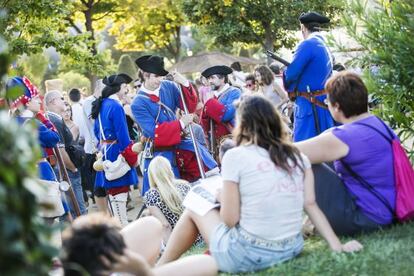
[43,90,62,108]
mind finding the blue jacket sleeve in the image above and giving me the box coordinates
[221,89,241,122]
[131,97,157,139]
[284,40,313,90]
[38,122,60,148]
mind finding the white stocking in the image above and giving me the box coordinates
[108,192,128,227]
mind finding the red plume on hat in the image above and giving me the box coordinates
[6,76,40,110]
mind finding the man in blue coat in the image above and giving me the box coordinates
[284,11,335,142]
[131,55,217,195]
[200,65,242,159]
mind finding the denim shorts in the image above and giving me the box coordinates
[209,223,304,273]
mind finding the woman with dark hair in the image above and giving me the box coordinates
[158,96,361,273]
[254,65,288,110]
[63,102,80,142]
[61,213,217,276]
[296,71,400,236]
[91,73,139,227]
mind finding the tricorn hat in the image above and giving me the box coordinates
[135,55,169,76]
[299,11,330,24]
[103,73,132,87]
[201,65,233,78]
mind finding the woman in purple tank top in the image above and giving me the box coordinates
[296,71,397,236]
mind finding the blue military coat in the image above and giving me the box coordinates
[284,32,335,141]
[131,80,217,195]
[94,98,138,189]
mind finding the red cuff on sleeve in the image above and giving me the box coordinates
[154,120,182,147]
[121,142,138,167]
[200,109,210,133]
[204,98,225,123]
[179,84,198,113]
[36,112,57,131]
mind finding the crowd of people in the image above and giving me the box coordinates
[3,10,411,276]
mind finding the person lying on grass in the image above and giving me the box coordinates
[61,213,217,276]
[296,71,399,236]
[156,96,362,274]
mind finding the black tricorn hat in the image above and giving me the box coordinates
[103,73,132,87]
[135,55,169,76]
[201,65,233,78]
[299,11,330,24]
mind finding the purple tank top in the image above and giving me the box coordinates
[332,115,396,224]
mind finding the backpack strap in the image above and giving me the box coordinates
[353,116,394,143]
[340,160,395,220]
[341,117,396,221]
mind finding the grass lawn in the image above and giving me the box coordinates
[187,222,414,275]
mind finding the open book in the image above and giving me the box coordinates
[182,174,223,216]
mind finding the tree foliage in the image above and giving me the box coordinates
[17,53,49,88]
[0,0,91,63]
[0,31,57,274]
[1,0,119,89]
[340,0,414,158]
[110,0,186,61]
[182,0,343,53]
[58,71,92,94]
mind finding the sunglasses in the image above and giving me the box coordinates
[49,97,64,104]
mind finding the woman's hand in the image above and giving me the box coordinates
[341,240,363,253]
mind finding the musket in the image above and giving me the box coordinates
[53,146,81,217]
[265,50,291,66]
[307,85,321,135]
[177,85,206,179]
[209,119,216,157]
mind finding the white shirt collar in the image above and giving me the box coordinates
[308,32,324,41]
[214,83,230,98]
[21,109,34,118]
[109,94,122,104]
[141,84,160,97]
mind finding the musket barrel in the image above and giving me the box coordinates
[266,50,291,66]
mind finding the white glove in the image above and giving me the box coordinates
[171,71,189,87]
[180,114,194,128]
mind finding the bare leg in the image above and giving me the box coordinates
[158,209,221,265]
[121,216,163,266]
[188,209,221,245]
[154,255,217,276]
[157,211,199,265]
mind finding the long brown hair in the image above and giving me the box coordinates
[234,96,304,173]
[254,65,274,86]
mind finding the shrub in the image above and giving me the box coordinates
[341,0,414,160]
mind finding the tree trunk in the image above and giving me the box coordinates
[263,22,274,65]
[174,26,181,62]
[84,0,98,92]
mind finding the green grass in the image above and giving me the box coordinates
[187,222,414,275]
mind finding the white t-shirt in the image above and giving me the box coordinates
[221,144,310,240]
[71,102,84,131]
[81,96,98,154]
